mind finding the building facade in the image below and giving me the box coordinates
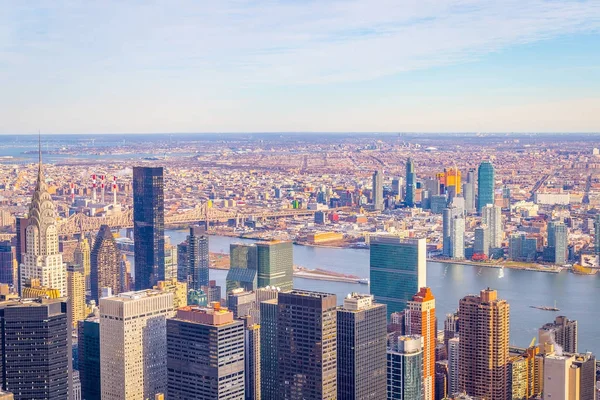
[387,335,423,400]
[370,237,426,315]
[99,290,173,400]
[337,294,387,400]
[539,315,578,354]
[184,225,209,290]
[260,299,279,400]
[277,290,337,400]
[405,158,416,207]
[477,161,495,213]
[73,238,91,292]
[256,241,293,291]
[67,264,86,328]
[373,169,384,211]
[78,317,101,400]
[458,289,509,400]
[90,224,122,303]
[0,242,16,288]
[133,166,165,290]
[482,204,503,250]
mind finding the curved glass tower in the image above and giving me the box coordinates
[477,161,495,213]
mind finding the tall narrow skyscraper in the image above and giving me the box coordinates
[372,169,384,211]
[166,304,245,399]
[260,298,279,400]
[405,287,436,400]
[458,288,509,400]
[90,225,122,303]
[67,264,86,328]
[448,337,460,397]
[256,241,293,291]
[277,290,337,400]
[547,221,568,265]
[78,316,101,400]
[443,207,464,259]
[0,298,71,400]
[184,225,209,290]
[477,161,495,213]
[387,335,423,399]
[337,293,387,400]
[463,169,476,213]
[100,290,172,400]
[73,237,91,292]
[20,148,67,296]
[0,242,16,287]
[405,158,416,207]
[482,204,503,250]
[133,166,165,290]
[370,237,426,315]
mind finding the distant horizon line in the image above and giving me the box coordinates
[0,131,598,136]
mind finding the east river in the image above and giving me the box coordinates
[158,230,600,355]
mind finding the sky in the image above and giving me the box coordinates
[0,0,599,134]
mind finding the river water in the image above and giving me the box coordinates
[158,230,600,354]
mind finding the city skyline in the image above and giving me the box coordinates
[1,2,600,134]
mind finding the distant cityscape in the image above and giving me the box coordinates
[0,133,598,399]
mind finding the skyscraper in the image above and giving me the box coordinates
[539,315,578,354]
[547,221,568,265]
[443,208,464,259]
[20,150,67,296]
[78,316,101,400]
[176,240,188,282]
[473,225,490,257]
[542,353,596,400]
[73,237,91,292]
[448,337,460,396]
[370,237,426,315]
[387,335,423,399]
[0,242,16,287]
[337,293,387,400]
[277,290,337,399]
[90,225,122,303]
[184,225,209,289]
[166,304,245,399]
[458,288,509,400]
[240,316,261,400]
[133,166,165,290]
[405,288,436,400]
[463,169,476,213]
[260,298,279,400]
[477,161,495,213]
[67,264,86,328]
[0,298,71,399]
[482,204,503,250]
[372,169,384,211]
[100,290,173,400]
[256,241,293,291]
[405,158,416,207]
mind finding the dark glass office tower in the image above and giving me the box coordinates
[186,225,209,290]
[337,294,387,400]
[0,298,70,400]
[78,317,101,400]
[226,243,258,293]
[133,166,165,290]
[405,158,416,207]
[477,161,495,213]
[260,299,279,400]
[0,242,15,287]
[166,305,245,400]
[256,241,293,291]
[90,225,122,303]
[277,290,337,400]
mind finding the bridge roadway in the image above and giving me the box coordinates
[55,205,336,236]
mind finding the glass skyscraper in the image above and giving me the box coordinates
[372,169,384,211]
[405,158,416,207]
[185,225,209,290]
[370,237,426,316]
[78,317,101,400]
[477,161,495,213]
[387,335,423,400]
[133,166,165,290]
[256,241,293,291]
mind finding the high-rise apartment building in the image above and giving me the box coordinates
[387,335,423,399]
[0,298,71,399]
[99,290,173,400]
[166,304,245,399]
[370,237,426,315]
[0,242,16,287]
[256,241,293,291]
[133,166,165,290]
[405,288,436,400]
[373,169,384,211]
[539,315,578,354]
[90,225,122,303]
[482,204,503,250]
[464,169,476,213]
[73,237,91,292]
[337,293,387,400]
[474,225,490,257]
[67,264,86,328]
[458,288,509,400]
[547,221,568,265]
[448,337,460,396]
[78,316,101,400]
[183,225,209,290]
[20,154,67,296]
[477,161,495,213]
[277,290,337,400]
[405,158,416,207]
[542,353,593,400]
[260,298,279,400]
[443,208,465,259]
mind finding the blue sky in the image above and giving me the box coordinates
[0,1,599,134]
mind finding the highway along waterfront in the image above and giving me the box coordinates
[151,230,600,356]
